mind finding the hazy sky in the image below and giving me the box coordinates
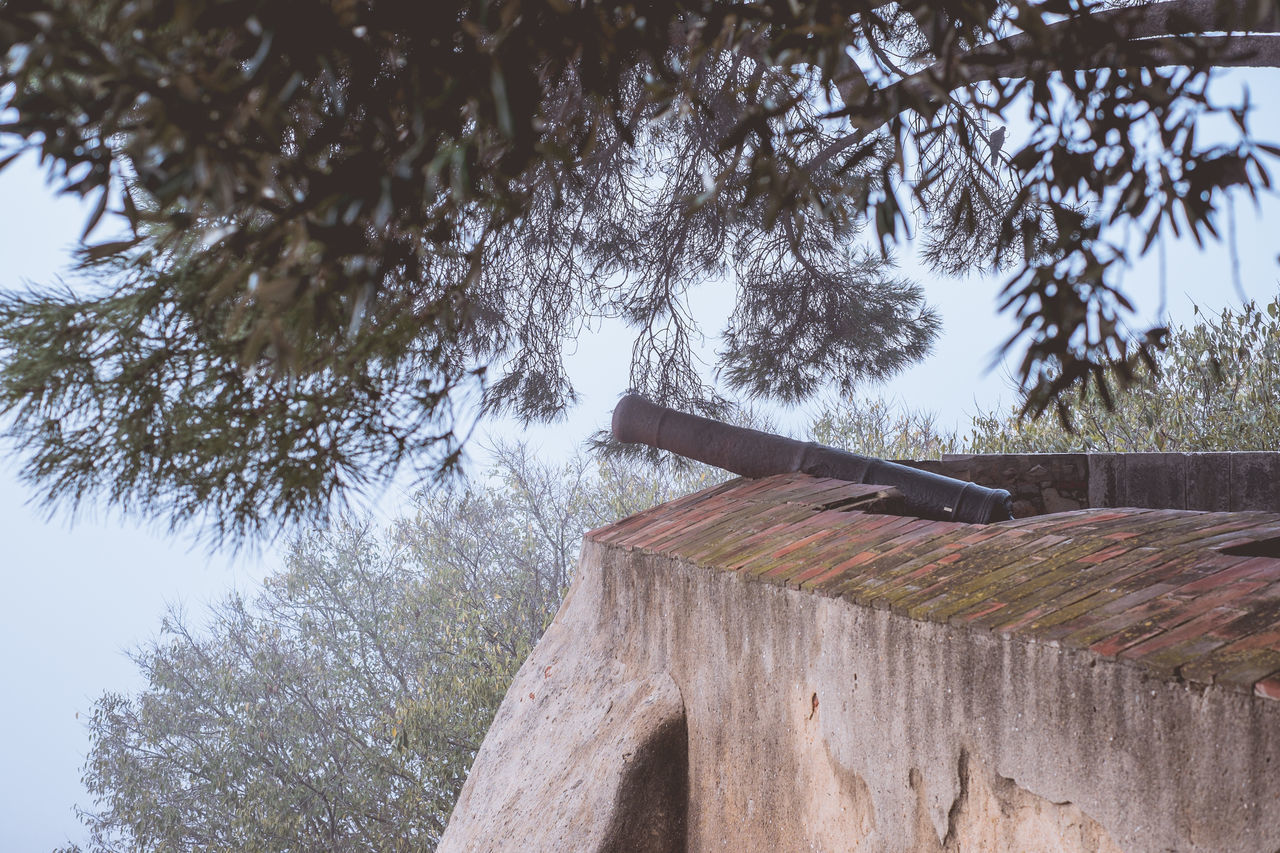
[2,69,1280,851]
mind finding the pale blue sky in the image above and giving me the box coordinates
[2,67,1280,850]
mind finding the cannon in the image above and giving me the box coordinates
[612,394,1014,524]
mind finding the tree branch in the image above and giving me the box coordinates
[838,0,1280,125]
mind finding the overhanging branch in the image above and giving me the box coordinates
[835,0,1280,124]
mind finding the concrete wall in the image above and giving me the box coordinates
[907,452,1280,517]
[439,539,1280,852]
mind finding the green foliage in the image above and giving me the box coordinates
[967,295,1280,452]
[2,0,1278,539]
[74,444,721,851]
[0,254,460,543]
[812,294,1280,456]
[809,396,961,460]
[81,521,465,851]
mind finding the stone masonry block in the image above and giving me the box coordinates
[1186,453,1232,512]
[1088,454,1122,508]
[1122,453,1187,510]
[1230,453,1280,512]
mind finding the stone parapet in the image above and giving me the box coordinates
[903,452,1280,517]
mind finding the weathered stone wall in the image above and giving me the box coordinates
[905,454,1090,517]
[440,540,1280,852]
[439,472,1280,851]
[1085,452,1280,513]
[905,452,1280,517]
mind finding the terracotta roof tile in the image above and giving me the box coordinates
[585,473,1280,699]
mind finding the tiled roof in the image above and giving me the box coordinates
[587,472,1280,700]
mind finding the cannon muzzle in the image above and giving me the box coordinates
[612,394,1013,524]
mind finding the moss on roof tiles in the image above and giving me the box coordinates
[587,473,1280,700]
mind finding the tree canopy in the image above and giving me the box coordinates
[2,0,1278,538]
[70,445,716,851]
[966,293,1280,452]
[810,291,1280,455]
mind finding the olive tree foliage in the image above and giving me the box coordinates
[809,395,963,459]
[965,293,1280,451]
[79,525,454,852]
[73,445,720,852]
[2,0,1280,539]
[812,292,1280,455]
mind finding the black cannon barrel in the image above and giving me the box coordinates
[612,394,1013,524]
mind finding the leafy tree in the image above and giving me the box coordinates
[80,521,475,851]
[811,292,1280,455]
[2,0,1279,539]
[966,293,1280,452]
[73,445,717,851]
[809,395,962,460]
